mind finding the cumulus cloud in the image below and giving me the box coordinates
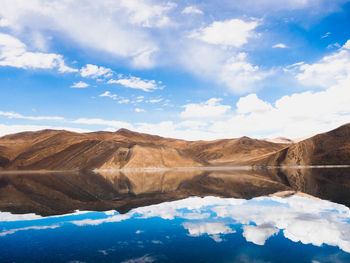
[108,76,163,92]
[236,94,272,114]
[180,98,231,119]
[295,40,350,88]
[182,6,203,15]
[242,224,279,245]
[80,64,112,78]
[183,222,234,242]
[272,43,287,48]
[99,91,118,100]
[71,81,89,88]
[135,108,145,113]
[180,44,268,93]
[189,19,258,47]
[0,33,76,72]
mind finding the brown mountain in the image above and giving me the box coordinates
[0,128,287,170]
[0,123,349,170]
[254,123,350,166]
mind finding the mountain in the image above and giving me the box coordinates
[0,128,286,170]
[254,123,350,166]
[0,123,349,170]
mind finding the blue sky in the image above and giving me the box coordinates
[0,0,350,140]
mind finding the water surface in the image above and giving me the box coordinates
[0,168,350,262]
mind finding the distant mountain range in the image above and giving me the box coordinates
[0,123,349,170]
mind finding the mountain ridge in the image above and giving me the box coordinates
[0,123,349,170]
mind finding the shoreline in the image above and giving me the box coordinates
[1,164,350,174]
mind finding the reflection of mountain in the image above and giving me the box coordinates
[1,168,350,216]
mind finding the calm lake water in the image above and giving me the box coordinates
[1,168,350,262]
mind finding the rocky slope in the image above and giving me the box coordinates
[254,123,350,166]
[0,128,287,170]
[0,123,349,170]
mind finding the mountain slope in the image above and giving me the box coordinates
[254,123,350,166]
[0,128,287,170]
[1,123,349,170]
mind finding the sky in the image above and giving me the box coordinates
[0,0,350,140]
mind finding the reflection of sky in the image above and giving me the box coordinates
[1,195,350,262]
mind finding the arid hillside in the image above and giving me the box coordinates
[254,123,350,166]
[0,123,349,170]
[0,128,287,170]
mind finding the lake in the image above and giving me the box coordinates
[1,167,350,262]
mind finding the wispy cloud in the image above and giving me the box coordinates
[108,76,163,92]
[71,81,89,88]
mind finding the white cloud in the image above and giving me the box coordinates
[118,98,131,104]
[189,19,258,47]
[71,81,89,88]
[0,17,10,27]
[72,118,133,129]
[0,225,60,237]
[180,44,268,93]
[242,224,279,245]
[108,76,163,92]
[131,47,158,68]
[0,0,165,66]
[80,64,112,78]
[99,91,118,100]
[236,94,272,114]
[219,53,268,93]
[70,214,130,226]
[148,98,163,103]
[0,211,43,221]
[119,0,175,28]
[180,98,231,119]
[182,6,203,15]
[0,33,76,72]
[182,222,234,241]
[321,32,331,38]
[0,110,64,121]
[295,40,350,88]
[135,108,145,113]
[121,254,155,263]
[272,43,287,48]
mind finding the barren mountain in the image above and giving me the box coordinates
[255,123,350,166]
[0,128,287,170]
[0,123,349,170]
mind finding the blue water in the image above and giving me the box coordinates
[1,195,350,263]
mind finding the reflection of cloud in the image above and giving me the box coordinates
[70,214,131,226]
[133,195,350,252]
[121,254,155,263]
[0,224,59,237]
[133,196,245,220]
[212,196,350,252]
[242,224,279,245]
[182,222,234,242]
[151,240,163,244]
[0,211,43,222]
